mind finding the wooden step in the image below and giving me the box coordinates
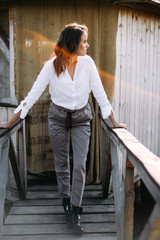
[2,184,117,240]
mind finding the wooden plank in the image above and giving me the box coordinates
[5,213,116,224]
[128,153,160,202]
[27,185,58,191]
[101,126,111,198]
[139,203,160,240]
[9,7,17,104]
[9,138,26,200]
[13,198,114,206]
[18,121,27,191]
[125,9,132,131]
[2,182,116,239]
[0,140,9,237]
[9,205,115,215]
[27,184,102,192]
[110,128,160,198]
[123,157,135,240]
[110,140,122,240]
[2,222,116,235]
[27,190,106,199]
[0,36,9,62]
[2,233,117,240]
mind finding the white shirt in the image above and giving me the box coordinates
[14,55,113,119]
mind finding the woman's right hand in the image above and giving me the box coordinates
[0,123,9,129]
[0,111,22,129]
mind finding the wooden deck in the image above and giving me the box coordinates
[2,184,117,240]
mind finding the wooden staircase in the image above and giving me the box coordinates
[2,184,117,240]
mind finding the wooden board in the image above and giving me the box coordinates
[2,233,117,240]
[2,184,117,239]
[13,198,114,206]
[5,213,116,224]
[27,189,109,199]
[2,222,116,235]
[9,205,115,215]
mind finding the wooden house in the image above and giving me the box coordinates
[0,0,160,182]
[1,1,160,239]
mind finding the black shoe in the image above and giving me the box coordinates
[63,197,71,229]
[71,206,84,235]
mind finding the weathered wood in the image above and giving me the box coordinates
[2,222,116,235]
[5,213,116,224]
[123,157,135,240]
[110,140,122,240]
[139,203,160,240]
[27,190,107,199]
[27,183,102,191]
[13,197,114,206]
[0,119,23,144]
[9,7,17,104]
[17,121,27,191]
[2,233,117,240]
[9,139,26,200]
[113,128,160,190]
[0,36,9,62]
[101,118,160,240]
[9,204,115,215]
[101,125,111,198]
[0,140,9,237]
[2,184,116,239]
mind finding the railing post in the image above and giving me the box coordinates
[9,138,26,199]
[17,120,27,191]
[122,157,135,240]
[110,140,122,240]
[101,124,111,198]
[110,138,135,240]
[0,140,9,239]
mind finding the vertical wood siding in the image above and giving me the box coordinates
[113,8,160,157]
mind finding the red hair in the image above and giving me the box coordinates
[53,23,88,77]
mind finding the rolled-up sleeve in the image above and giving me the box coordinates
[89,60,113,119]
[14,61,51,119]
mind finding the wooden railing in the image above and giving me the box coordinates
[101,117,160,240]
[0,118,26,238]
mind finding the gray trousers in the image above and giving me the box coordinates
[48,102,92,206]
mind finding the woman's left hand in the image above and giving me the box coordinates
[114,122,127,129]
[109,111,127,129]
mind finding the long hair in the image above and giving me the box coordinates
[53,23,88,77]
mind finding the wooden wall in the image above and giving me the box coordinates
[0,10,10,102]
[15,0,118,173]
[113,8,160,157]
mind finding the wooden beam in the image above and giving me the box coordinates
[101,125,111,198]
[0,36,9,62]
[9,138,26,200]
[0,140,9,238]
[17,121,27,191]
[123,155,135,240]
[110,140,122,240]
[9,7,17,105]
[139,203,160,240]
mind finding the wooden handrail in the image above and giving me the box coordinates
[0,117,26,238]
[0,118,23,139]
[0,102,18,108]
[100,116,160,240]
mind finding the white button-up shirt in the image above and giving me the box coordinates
[14,55,112,119]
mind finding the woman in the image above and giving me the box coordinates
[0,23,126,234]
